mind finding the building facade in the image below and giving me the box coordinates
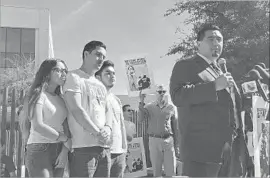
[0,5,54,73]
[0,5,54,104]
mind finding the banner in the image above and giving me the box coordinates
[124,57,155,97]
[124,137,147,177]
[252,95,269,177]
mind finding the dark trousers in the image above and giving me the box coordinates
[110,153,126,178]
[182,161,221,177]
[69,146,111,178]
[25,143,64,177]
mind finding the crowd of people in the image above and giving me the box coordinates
[0,23,268,177]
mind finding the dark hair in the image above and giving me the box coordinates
[82,41,106,59]
[197,24,221,41]
[122,104,131,112]
[24,58,68,119]
[95,60,114,77]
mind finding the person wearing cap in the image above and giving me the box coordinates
[138,85,179,177]
[169,24,246,177]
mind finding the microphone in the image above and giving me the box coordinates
[218,58,228,73]
[218,58,238,94]
[218,58,241,129]
[257,62,266,69]
[248,69,269,102]
[253,65,269,85]
[248,69,262,80]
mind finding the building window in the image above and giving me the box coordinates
[0,28,6,53]
[6,28,21,53]
[0,27,35,68]
[21,29,35,53]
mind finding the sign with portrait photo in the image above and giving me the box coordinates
[124,57,155,97]
[124,137,147,178]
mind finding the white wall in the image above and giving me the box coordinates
[0,5,53,67]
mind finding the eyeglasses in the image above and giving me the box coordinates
[157,90,166,94]
[52,68,68,74]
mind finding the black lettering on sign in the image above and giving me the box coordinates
[127,142,141,149]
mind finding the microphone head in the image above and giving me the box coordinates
[254,65,269,85]
[254,64,265,71]
[248,69,263,80]
[217,58,227,73]
[257,62,266,69]
[254,65,270,77]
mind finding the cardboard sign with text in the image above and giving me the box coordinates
[124,137,147,177]
[252,95,269,177]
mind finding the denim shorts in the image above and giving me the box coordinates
[25,142,64,177]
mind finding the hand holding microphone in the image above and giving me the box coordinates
[215,73,235,91]
[214,58,235,91]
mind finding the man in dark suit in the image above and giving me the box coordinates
[169,24,244,177]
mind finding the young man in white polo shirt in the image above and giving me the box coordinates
[95,60,128,178]
[63,41,113,178]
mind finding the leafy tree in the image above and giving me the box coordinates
[0,55,36,105]
[165,1,269,80]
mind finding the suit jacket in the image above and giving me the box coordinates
[169,55,242,163]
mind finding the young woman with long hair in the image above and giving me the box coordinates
[21,59,71,177]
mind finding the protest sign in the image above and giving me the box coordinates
[124,137,147,177]
[124,57,155,97]
[252,95,269,177]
